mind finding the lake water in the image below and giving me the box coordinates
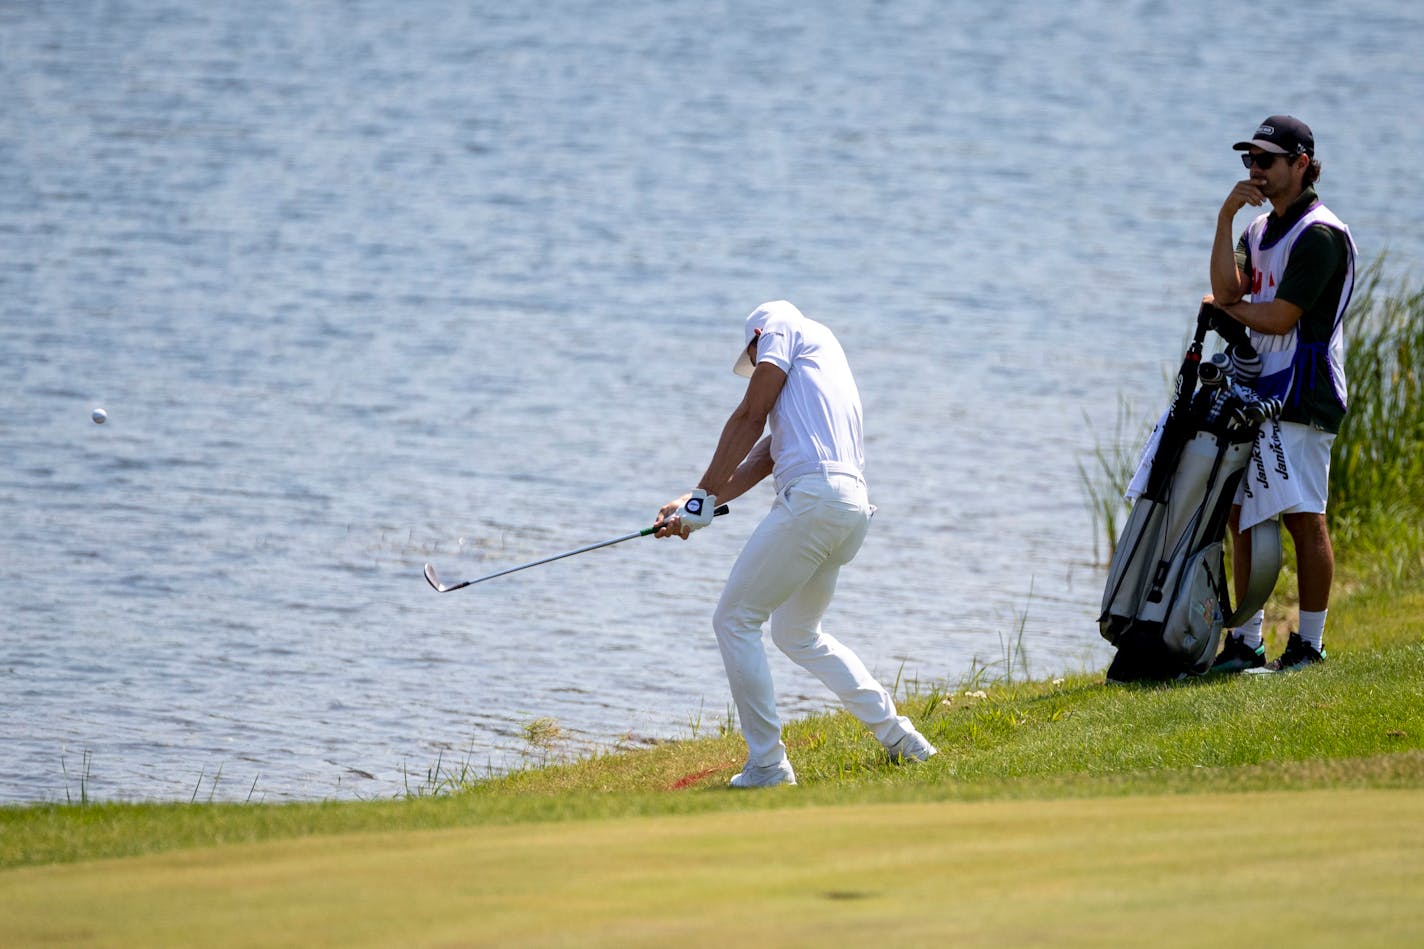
[3,0,1422,803]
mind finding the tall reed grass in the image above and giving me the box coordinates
[1077,397,1149,566]
[1328,259,1424,583]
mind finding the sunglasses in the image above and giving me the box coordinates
[1241,151,1293,170]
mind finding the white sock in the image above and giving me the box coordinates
[1233,611,1265,650]
[1297,610,1327,652]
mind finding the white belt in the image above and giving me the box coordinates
[773,460,864,495]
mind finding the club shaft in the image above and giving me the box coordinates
[430,504,729,591]
[461,529,649,586]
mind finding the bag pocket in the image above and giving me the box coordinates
[1162,541,1228,671]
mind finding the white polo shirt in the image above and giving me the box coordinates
[742,301,865,492]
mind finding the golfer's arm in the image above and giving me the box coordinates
[710,436,774,505]
[696,364,785,502]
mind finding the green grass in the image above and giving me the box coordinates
[4,592,1422,870]
[5,791,1423,948]
[4,274,1424,945]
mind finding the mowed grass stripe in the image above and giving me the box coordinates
[4,789,1422,948]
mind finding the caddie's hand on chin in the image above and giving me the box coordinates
[1222,180,1265,215]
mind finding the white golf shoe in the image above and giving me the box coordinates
[728,758,797,789]
[885,729,937,763]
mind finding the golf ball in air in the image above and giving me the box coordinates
[92,408,107,424]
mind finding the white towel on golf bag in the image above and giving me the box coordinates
[1122,410,1170,502]
[1233,417,1302,530]
[1125,414,1299,532]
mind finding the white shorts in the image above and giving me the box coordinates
[1278,421,1335,515]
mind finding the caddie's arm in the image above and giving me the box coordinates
[1214,297,1304,336]
[1208,210,1306,335]
[1210,184,1261,305]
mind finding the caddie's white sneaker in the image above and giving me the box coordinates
[728,758,797,789]
[885,729,937,763]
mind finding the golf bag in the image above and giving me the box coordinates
[1099,303,1283,682]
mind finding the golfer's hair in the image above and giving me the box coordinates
[1304,157,1322,187]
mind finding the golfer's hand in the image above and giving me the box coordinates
[654,495,689,539]
[654,490,716,539]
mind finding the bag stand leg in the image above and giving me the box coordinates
[1224,518,1282,628]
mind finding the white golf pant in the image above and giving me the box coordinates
[713,472,915,767]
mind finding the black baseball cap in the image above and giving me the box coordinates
[1233,115,1314,157]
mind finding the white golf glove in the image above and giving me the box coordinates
[676,489,717,533]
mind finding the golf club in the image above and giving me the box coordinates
[423,503,730,593]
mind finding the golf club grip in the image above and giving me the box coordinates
[638,503,731,538]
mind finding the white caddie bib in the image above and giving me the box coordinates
[1243,203,1356,408]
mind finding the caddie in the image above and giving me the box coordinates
[1205,115,1357,674]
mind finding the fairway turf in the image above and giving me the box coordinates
[4,789,1422,947]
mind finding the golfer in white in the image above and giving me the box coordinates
[656,301,936,788]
